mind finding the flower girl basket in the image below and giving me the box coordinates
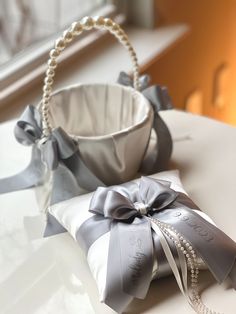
[0,16,173,233]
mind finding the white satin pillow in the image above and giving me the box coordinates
[48,170,214,303]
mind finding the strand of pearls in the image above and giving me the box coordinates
[150,217,221,314]
[41,16,140,137]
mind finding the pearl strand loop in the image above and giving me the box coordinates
[149,216,222,314]
[41,16,140,137]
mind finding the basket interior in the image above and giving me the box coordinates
[48,83,152,138]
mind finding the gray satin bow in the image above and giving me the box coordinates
[117,71,172,110]
[90,176,178,221]
[14,105,77,170]
[12,104,104,185]
[118,71,173,173]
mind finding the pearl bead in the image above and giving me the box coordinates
[46,69,55,77]
[93,16,105,27]
[71,22,83,35]
[50,49,60,58]
[63,30,73,43]
[104,18,113,28]
[55,38,65,51]
[81,16,94,30]
[47,59,57,69]
[44,77,53,85]
[43,93,50,100]
[111,23,120,32]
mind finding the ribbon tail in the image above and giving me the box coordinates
[151,220,196,310]
[103,218,153,313]
[151,221,186,295]
[102,222,133,313]
[43,162,84,237]
[44,156,105,237]
[43,213,67,237]
[228,258,236,289]
[155,208,236,287]
[140,112,173,174]
[141,85,173,174]
[0,146,45,194]
[50,163,84,205]
[63,152,105,191]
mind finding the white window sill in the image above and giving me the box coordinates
[61,24,189,84]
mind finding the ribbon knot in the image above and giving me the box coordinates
[134,202,149,215]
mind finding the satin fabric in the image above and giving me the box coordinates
[45,83,154,185]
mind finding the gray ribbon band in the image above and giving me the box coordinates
[118,71,173,173]
[76,177,236,313]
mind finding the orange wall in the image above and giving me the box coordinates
[146,0,236,125]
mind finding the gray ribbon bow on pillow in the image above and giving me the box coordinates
[90,176,178,221]
[76,177,236,313]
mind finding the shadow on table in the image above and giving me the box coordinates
[125,270,218,314]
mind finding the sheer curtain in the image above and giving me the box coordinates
[0,0,107,65]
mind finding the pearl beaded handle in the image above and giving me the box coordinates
[41,16,140,136]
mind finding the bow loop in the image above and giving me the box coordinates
[14,105,42,145]
[139,176,178,210]
[104,190,137,221]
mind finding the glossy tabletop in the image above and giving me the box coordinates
[0,110,236,314]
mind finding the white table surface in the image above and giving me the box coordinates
[0,110,236,314]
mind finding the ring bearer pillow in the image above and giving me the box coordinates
[49,170,236,313]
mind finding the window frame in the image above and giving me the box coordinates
[0,2,121,105]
